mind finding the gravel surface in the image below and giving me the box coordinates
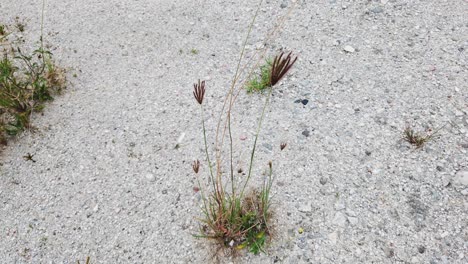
[1,0,467,263]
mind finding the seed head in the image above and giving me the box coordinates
[193,79,206,104]
[192,159,200,174]
[280,142,287,151]
[270,52,298,87]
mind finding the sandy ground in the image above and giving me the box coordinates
[0,0,467,263]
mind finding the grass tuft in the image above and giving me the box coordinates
[403,127,429,148]
[190,0,298,256]
[246,59,272,93]
[0,20,66,147]
[191,54,296,255]
[403,124,445,149]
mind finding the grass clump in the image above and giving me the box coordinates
[191,53,296,253]
[0,20,66,146]
[403,127,430,148]
[403,124,445,149]
[190,12,297,253]
[246,59,272,93]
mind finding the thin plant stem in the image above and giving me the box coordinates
[28,0,47,134]
[227,0,264,198]
[40,0,45,54]
[195,173,209,220]
[216,1,297,167]
[240,86,273,198]
[215,0,263,185]
[200,105,217,196]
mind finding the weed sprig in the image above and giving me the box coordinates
[403,124,446,149]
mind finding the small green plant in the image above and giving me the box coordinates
[403,127,429,148]
[190,48,199,55]
[0,17,66,146]
[246,59,272,93]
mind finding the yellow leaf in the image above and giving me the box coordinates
[236,243,247,250]
[256,231,265,238]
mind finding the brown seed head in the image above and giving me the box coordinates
[193,79,206,104]
[270,52,298,87]
[280,142,287,151]
[192,160,200,174]
[268,161,272,169]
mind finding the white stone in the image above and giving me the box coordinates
[454,171,468,186]
[343,45,355,53]
[146,173,156,182]
[328,232,338,245]
[335,202,346,211]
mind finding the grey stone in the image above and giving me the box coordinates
[453,171,468,186]
[332,212,347,227]
[335,202,346,211]
[319,177,328,185]
[418,246,426,254]
[262,143,272,151]
[348,216,358,226]
[370,6,384,13]
[298,201,312,213]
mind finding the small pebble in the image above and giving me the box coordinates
[418,246,426,254]
[453,171,468,186]
[319,177,328,185]
[370,6,384,13]
[146,173,156,182]
[343,45,355,53]
[302,130,310,137]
